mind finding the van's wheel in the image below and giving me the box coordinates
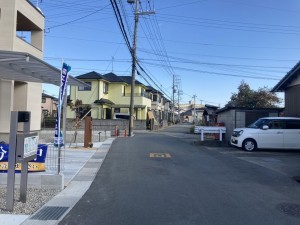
[242,139,257,151]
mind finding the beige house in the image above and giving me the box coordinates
[0,0,44,141]
[0,0,87,141]
[42,93,58,117]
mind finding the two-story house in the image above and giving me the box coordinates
[42,93,58,117]
[146,86,165,123]
[0,0,44,141]
[0,0,89,142]
[67,71,152,121]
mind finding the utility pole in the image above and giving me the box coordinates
[177,88,180,123]
[193,95,197,124]
[172,74,175,124]
[128,0,155,136]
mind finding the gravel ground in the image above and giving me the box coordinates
[0,188,60,215]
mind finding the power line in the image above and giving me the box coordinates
[45,4,110,31]
[143,61,282,80]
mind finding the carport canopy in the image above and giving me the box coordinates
[0,50,89,87]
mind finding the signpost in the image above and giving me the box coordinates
[6,111,38,211]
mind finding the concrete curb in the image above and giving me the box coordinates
[20,138,115,225]
[0,173,64,190]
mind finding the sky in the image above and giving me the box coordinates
[28,0,300,108]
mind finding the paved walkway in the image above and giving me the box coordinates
[0,138,114,225]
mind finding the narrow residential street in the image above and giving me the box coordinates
[60,124,300,225]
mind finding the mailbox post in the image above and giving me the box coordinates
[6,111,38,211]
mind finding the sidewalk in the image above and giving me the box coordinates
[0,138,115,225]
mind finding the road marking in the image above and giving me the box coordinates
[150,153,171,158]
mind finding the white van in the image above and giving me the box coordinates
[231,117,300,151]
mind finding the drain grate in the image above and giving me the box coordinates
[150,153,171,158]
[31,206,69,220]
[277,203,300,217]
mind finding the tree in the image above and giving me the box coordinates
[226,81,281,108]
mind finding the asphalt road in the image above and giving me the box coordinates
[60,124,300,225]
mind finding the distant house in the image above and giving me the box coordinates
[67,71,151,120]
[271,61,300,117]
[203,104,219,125]
[180,107,205,123]
[146,86,164,122]
[41,93,58,117]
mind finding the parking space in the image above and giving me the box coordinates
[208,146,300,179]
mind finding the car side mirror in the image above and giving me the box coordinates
[262,125,269,130]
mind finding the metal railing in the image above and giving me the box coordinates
[124,92,151,99]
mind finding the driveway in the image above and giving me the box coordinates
[161,123,300,181]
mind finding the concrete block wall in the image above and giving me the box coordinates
[217,110,235,141]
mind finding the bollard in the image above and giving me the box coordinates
[115,126,118,137]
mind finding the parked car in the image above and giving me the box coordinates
[230,117,300,151]
[113,113,135,120]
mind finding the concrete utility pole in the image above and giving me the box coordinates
[193,95,197,124]
[172,74,175,123]
[128,0,155,136]
[129,0,139,136]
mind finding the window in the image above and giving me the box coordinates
[286,120,300,129]
[78,82,91,91]
[268,120,285,129]
[103,82,109,94]
[114,108,120,113]
[42,98,46,103]
[153,94,157,102]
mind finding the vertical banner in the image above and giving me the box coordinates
[54,62,71,147]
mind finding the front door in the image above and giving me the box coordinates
[106,108,111,119]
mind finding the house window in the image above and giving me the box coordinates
[103,82,109,94]
[123,86,126,96]
[78,82,91,91]
[153,94,157,102]
[114,108,120,113]
[42,98,46,103]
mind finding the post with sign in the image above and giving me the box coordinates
[6,111,38,211]
[17,133,38,202]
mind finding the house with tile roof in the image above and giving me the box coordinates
[67,71,151,121]
[42,93,58,117]
[146,86,170,124]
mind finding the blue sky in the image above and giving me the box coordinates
[32,0,300,107]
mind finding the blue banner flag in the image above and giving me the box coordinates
[54,62,71,147]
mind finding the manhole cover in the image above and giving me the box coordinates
[150,153,171,158]
[277,203,300,217]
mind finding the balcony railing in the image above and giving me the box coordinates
[124,93,151,99]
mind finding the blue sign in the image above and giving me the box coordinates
[0,144,48,172]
